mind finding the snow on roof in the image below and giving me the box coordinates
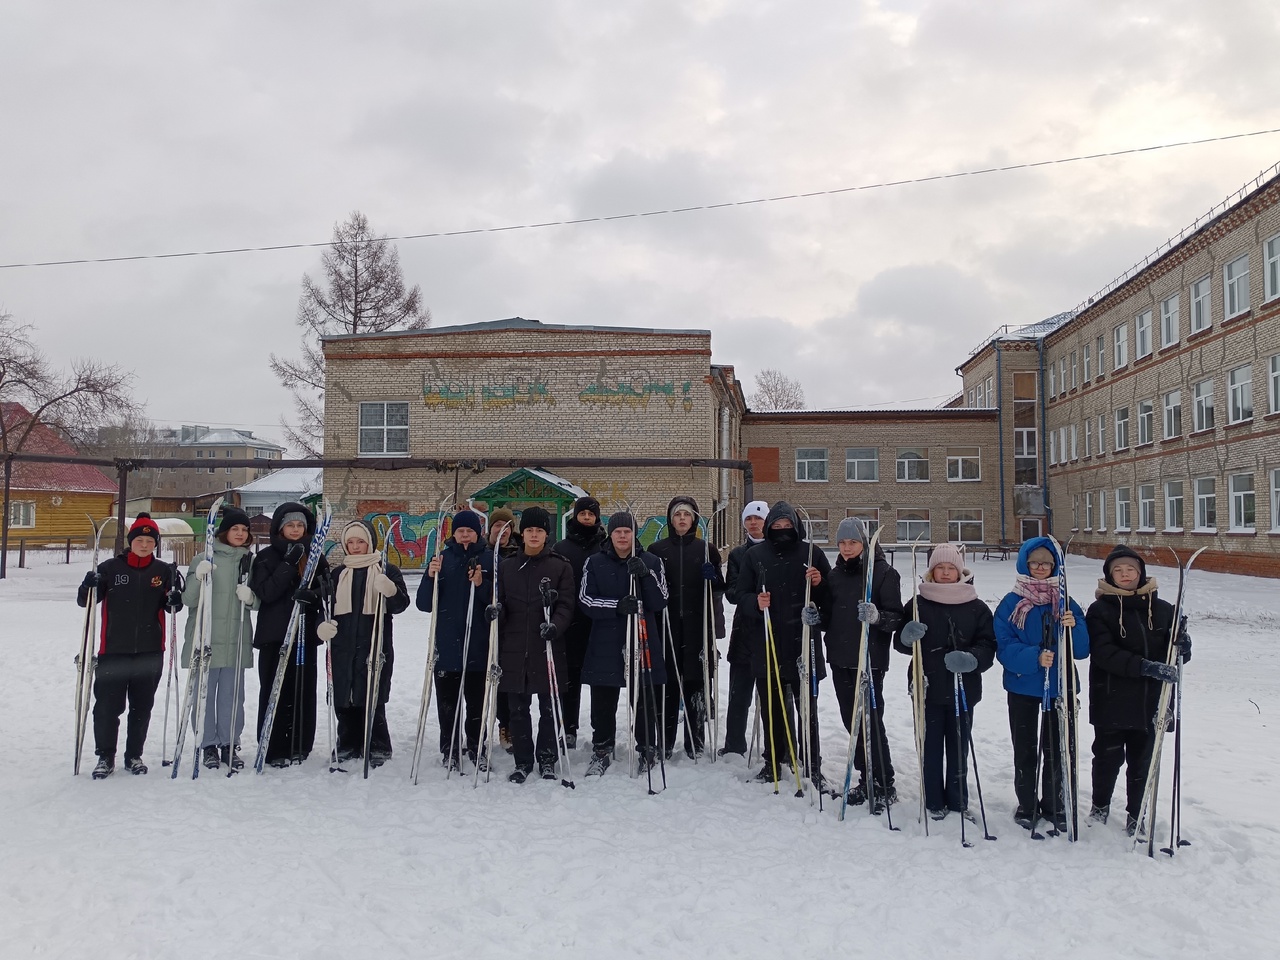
[1,402,118,494]
[236,468,323,494]
[526,468,590,499]
[174,429,285,449]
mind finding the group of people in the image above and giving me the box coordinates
[75,495,1191,838]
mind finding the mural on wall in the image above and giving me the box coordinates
[578,360,693,412]
[422,360,555,411]
[323,508,452,569]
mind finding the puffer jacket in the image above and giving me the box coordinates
[250,501,330,652]
[822,546,903,671]
[579,541,670,687]
[181,539,258,668]
[414,538,493,673]
[1086,584,1177,731]
[496,546,576,697]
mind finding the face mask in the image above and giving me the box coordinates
[769,527,798,545]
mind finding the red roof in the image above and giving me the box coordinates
[1,403,118,494]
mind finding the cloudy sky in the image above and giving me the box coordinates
[3,0,1278,448]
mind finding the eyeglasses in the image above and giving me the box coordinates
[1027,561,1054,570]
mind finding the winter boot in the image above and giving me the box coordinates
[1126,814,1144,838]
[91,755,115,780]
[123,756,148,775]
[845,779,868,806]
[754,763,784,783]
[1014,806,1035,830]
[1089,804,1110,825]
[585,750,611,777]
[220,745,245,770]
[509,765,532,784]
[564,732,577,751]
[929,808,949,821]
[636,747,657,775]
[368,746,391,768]
[202,746,221,769]
[870,783,898,814]
[473,751,490,773]
[539,759,558,781]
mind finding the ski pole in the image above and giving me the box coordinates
[959,677,995,842]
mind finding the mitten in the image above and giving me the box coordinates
[616,595,640,616]
[235,584,256,605]
[293,588,321,607]
[1140,659,1177,684]
[195,559,215,579]
[944,650,978,674]
[164,588,184,613]
[484,603,502,622]
[856,602,880,625]
[81,571,100,590]
[373,573,398,598]
[701,562,717,580]
[282,542,305,564]
[801,602,821,627]
[625,556,648,578]
[899,621,928,646]
[539,621,557,641]
[317,620,338,642]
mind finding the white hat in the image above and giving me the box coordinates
[741,500,769,526]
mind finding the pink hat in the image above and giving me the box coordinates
[927,543,967,577]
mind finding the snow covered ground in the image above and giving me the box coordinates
[1,553,1277,959]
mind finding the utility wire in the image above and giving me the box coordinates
[2,127,1277,270]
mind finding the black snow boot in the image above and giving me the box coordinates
[585,750,611,777]
[1089,804,1110,825]
[202,746,221,769]
[509,765,532,784]
[845,779,868,806]
[123,756,148,775]
[221,745,245,770]
[539,758,557,780]
[92,755,115,780]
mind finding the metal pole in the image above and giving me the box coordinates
[1,456,12,579]
[114,462,129,555]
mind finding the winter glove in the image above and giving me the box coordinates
[195,559,215,579]
[625,555,649,578]
[539,584,559,606]
[616,595,640,616]
[373,573,398,598]
[701,562,718,580]
[899,621,928,646]
[293,588,321,607]
[235,584,256,605]
[80,571,100,590]
[1140,659,1178,684]
[317,620,338,642]
[1177,625,1192,663]
[538,621,557,641]
[856,602,880,625]
[281,542,306,564]
[484,603,502,622]
[944,650,979,674]
[164,588,183,613]
[800,602,821,627]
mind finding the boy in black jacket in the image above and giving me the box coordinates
[76,514,183,779]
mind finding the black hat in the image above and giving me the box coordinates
[573,496,601,519]
[520,506,553,536]
[607,511,636,534]
[1103,544,1147,586]
[217,506,252,536]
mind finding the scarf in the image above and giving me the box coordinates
[1094,577,1158,638]
[1009,575,1059,629]
[917,579,979,605]
[335,550,383,617]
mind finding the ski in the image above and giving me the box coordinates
[254,501,333,774]
[796,508,817,806]
[409,495,454,784]
[540,578,576,789]
[1045,535,1079,840]
[173,497,223,780]
[363,522,397,779]
[908,534,929,834]
[838,524,883,820]
[73,515,110,775]
[474,521,510,787]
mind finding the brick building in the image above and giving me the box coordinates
[125,426,286,501]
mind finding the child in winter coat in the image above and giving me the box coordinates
[994,537,1090,832]
[487,507,520,750]
[181,506,259,771]
[895,544,996,819]
[1085,545,1189,835]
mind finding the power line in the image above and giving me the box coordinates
[3,128,1277,270]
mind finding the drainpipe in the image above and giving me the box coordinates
[996,347,1007,543]
[1038,339,1051,537]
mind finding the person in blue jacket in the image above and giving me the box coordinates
[415,509,492,770]
[994,537,1090,831]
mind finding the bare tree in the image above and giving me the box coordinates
[748,368,806,411]
[271,211,431,455]
[1,313,135,574]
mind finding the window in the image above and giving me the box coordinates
[1013,428,1037,485]
[255,447,273,459]
[1165,481,1184,531]
[1267,234,1280,301]
[1272,355,1280,414]
[1160,294,1180,348]
[1059,426,1068,462]
[1072,494,1080,530]
[1098,490,1107,532]
[1193,379,1214,432]
[1115,487,1132,532]
[1083,343,1092,381]
[845,447,878,482]
[224,466,233,475]
[1058,358,1067,396]
[1190,275,1211,332]
[795,448,829,482]
[1048,364,1056,397]
[1113,323,1129,368]
[948,509,984,543]
[847,508,880,536]
[897,447,929,482]
[1229,474,1255,531]
[8,500,35,528]
[1085,491,1094,531]
[1114,406,1130,450]
[196,449,204,458]
[1070,352,1078,389]
[897,510,930,542]
[1273,470,1280,532]
[1163,390,1182,439]
[804,508,830,543]
[983,376,994,407]
[1228,365,1253,423]
[946,446,980,481]
[358,401,410,456]
[1049,431,1057,466]
[1096,335,1107,375]
[1224,254,1250,318]
[224,450,233,458]
[1070,424,1078,460]
[1139,484,1156,531]
[1138,400,1154,445]
[1194,477,1216,530]
[1084,418,1093,456]
[1096,414,1106,455]
[967,388,975,407]
[207,450,216,459]
[1135,310,1152,358]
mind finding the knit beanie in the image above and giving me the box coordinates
[607,511,636,534]
[452,510,484,537]
[341,519,375,550]
[835,516,867,545]
[927,543,967,577]
[217,506,252,536]
[741,500,769,526]
[279,511,307,529]
[1103,543,1147,586]
[489,507,516,533]
[128,512,160,546]
[520,506,553,536]
[573,496,601,520]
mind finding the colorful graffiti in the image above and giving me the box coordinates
[578,379,693,412]
[362,510,450,569]
[422,361,555,411]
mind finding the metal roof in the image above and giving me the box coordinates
[322,317,711,342]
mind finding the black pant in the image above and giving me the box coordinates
[561,619,590,737]
[335,704,391,757]
[753,675,821,777]
[721,659,754,754]
[923,701,971,811]
[831,665,894,787]
[257,643,318,763]
[589,683,660,755]
[434,670,485,759]
[1091,727,1154,819]
[93,652,163,760]
[1008,691,1074,817]
[663,658,708,754]
[507,692,557,770]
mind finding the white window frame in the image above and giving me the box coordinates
[1138,484,1156,532]
[1113,323,1129,368]
[1098,489,1107,533]
[1138,400,1154,446]
[896,510,931,542]
[1229,473,1255,532]
[1070,424,1078,460]
[1096,335,1107,375]
[1083,342,1092,382]
[945,446,981,482]
[1049,431,1057,466]
[1164,480,1184,532]
[795,448,829,483]
[1058,358,1067,396]
[1160,294,1180,348]
[1084,418,1093,457]
[1193,379,1214,432]
[984,376,993,407]
[896,448,930,482]
[1070,351,1078,390]
[1271,355,1280,415]
[1224,254,1250,318]
[1228,365,1253,424]
[1048,364,1056,397]
[1072,494,1080,531]
[1194,477,1216,532]
[1115,487,1132,533]
[7,500,35,528]
[1096,414,1106,455]
[947,509,984,543]
[1272,469,1280,533]
[1085,491,1094,531]
[1163,390,1182,439]
[1266,233,1280,302]
[845,447,878,483]
[1190,275,1212,333]
[804,507,830,543]
[1114,406,1130,450]
[358,401,410,457]
[1135,310,1153,359]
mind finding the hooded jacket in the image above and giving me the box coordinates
[994,536,1090,699]
[724,533,765,665]
[897,591,997,707]
[181,539,258,669]
[579,539,670,687]
[821,538,903,672]
[732,502,832,685]
[647,496,726,676]
[414,538,494,673]
[249,501,331,651]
